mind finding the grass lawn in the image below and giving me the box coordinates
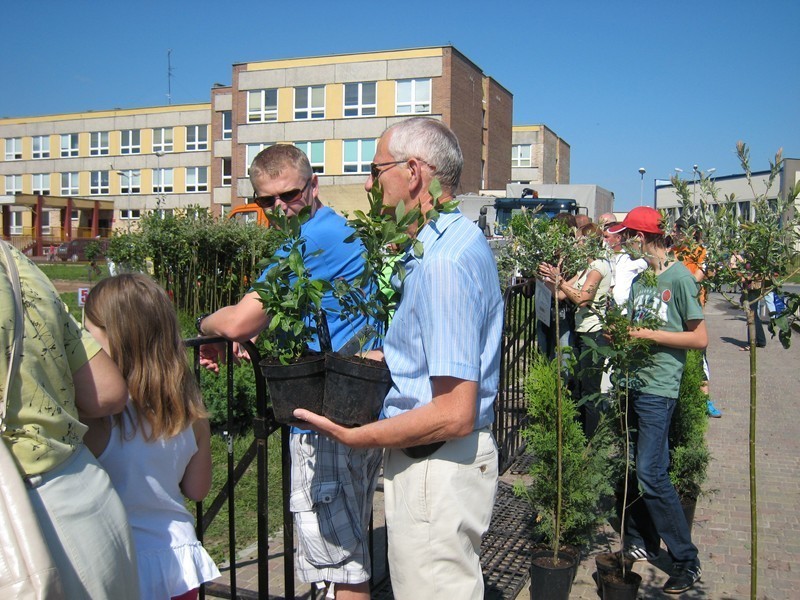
[38,262,110,281]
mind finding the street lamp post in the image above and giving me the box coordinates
[692,164,699,203]
[638,167,646,206]
[116,170,133,232]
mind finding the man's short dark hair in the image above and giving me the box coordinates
[249,144,312,182]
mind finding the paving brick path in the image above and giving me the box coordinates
[210,292,800,599]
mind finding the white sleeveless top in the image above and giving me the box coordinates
[98,406,220,598]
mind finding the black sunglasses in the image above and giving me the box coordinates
[252,177,312,209]
[370,160,407,180]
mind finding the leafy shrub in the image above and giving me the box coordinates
[669,349,710,500]
[515,354,616,548]
[199,364,258,432]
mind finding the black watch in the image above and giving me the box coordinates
[196,313,211,335]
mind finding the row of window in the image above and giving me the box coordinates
[4,126,208,161]
[245,79,432,123]
[245,139,376,176]
[3,167,208,196]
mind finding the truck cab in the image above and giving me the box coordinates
[227,204,270,227]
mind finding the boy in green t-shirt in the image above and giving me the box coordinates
[607,207,707,594]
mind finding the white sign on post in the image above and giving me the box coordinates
[535,279,552,325]
[78,287,90,307]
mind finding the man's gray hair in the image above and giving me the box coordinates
[386,117,463,193]
[249,144,312,183]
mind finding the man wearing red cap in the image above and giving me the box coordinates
[609,206,707,594]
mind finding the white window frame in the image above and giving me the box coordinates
[5,174,23,194]
[221,158,231,186]
[245,143,271,175]
[185,166,208,192]
[32,135,50,159]
[395,78,431,115]
[119,169,140,194]
[247,89,278,123]
[295,141,325,174]
[152,127,174,153]
[221,111,232,139]
[342,139,376,174]
[294,85,325,120]
[60,133,79,157]
[9,210,23,235]
[153,168,173,193]
[344,82,377,117]
[90,131,109,156]
[32,173,50,195]
[512,144,532,168]
[121,129,141,154]
[186,125,208,151]
[90,170,110,195]
[61,172,79,195]
[119,209,141,220]
[5,137,22,160]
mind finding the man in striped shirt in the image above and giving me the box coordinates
[295,117,504,600]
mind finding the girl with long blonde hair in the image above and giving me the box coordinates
[83,274,219,600]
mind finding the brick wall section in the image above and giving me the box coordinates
[484,77,513,190]
[231,64,247,210]
[443,48,487,194]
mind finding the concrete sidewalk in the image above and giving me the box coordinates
[528,292,800,599]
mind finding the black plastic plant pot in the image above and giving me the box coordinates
[594,552,634,593]
[600,569,641,600]
[260,354,326,424]
[529,550,576,600]
[323,353,392,427]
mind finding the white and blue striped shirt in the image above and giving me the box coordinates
[382,209,503,430]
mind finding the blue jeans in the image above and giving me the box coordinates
[623,393,698,565]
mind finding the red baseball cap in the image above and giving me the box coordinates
[607,206,664,235]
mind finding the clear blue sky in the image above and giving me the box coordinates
[3,0,798,211]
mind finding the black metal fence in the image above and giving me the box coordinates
[186,279,536,598]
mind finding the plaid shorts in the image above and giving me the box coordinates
[289,433,382,585]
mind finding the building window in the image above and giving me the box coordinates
[185,167,208,192]
[343,139,376,174]
[9,211,23,235]
[222,111,232,139]
[61,172,79,195]
[222,158,231,186]
[119,209,141,220]
[153,168,173,193]
[344,82,377,117]
[246,143,271,174]
[738,201,751,221]
[5,137,22,160]
[32,135,50,159]
[396,79,431,114]
[121,130,141,154]
[32,173,50,195]
[153,127,174,153]
[90,131,109,156]
[5,174,22,194]
[60,133,79,157]
[186,125,208,151]
[119,169,140,194]
[295,141,325,173]
[294,86,325,120]
[247,89,278,123]
[90,171,110,195]
[512,144,532,168]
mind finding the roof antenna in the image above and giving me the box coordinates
[167,49,173,105]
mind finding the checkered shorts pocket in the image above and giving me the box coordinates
[290,481,358,568]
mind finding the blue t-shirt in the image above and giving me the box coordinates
[256,206,374,353]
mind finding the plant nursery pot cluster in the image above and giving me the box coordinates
[260,353,391,426]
